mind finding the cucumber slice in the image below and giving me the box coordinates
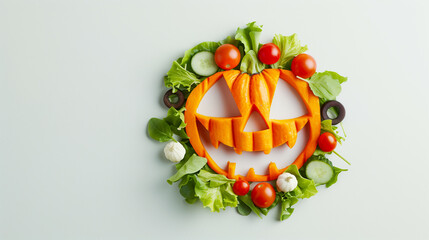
[191,51,218,76]
[305,160,334,184]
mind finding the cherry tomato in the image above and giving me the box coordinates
[291,53,317,78]
[251,182,276,208]
[233,179,250,196]
[214,44,241,70]
[257,43,281,65]
[318,132,337,152]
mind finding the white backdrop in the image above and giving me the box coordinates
[1,0,429,239]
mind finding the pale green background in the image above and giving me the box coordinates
[1,0,429,239]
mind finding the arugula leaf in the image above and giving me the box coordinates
[235,22,263,53]
[147,118,174,142]
[271,34,308,69]
[165,61,202,92]
[284,164,318,198]
[326,166,347,188]
[240,50,265,74]
[194,176,238,212]
[197,170,235,187]
[321,119,345,143]
[181,41,220,67]
[167,154,207,184]
[237,194,262,218]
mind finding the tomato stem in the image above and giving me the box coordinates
[333,151,351,165]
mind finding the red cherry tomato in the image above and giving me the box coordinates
[251,182,276,208]
[257,43,281,65]
[291,53,317,78]
[214,44,241,70]
[233,179,250,196]
[318,132,337,152]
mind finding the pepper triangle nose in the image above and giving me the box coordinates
[243,109,269,132]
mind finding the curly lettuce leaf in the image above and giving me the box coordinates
[280,193,299,221]
[194,175,238,212]
[167,154,207,184]
[271,34,308,69]
[165,61,201,92]
[235,22,263,53]
[240,50,265,74]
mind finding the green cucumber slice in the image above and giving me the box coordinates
[305,160,334,184]
[191,51,218,76]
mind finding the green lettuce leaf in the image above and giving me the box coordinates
[235,22,263,53]
[280,194,299,221]
[194,176,238,212]
[284,164,318,198]
[197,169,235,187]
[326,166,347,188]
[167,154,207,184]
[236,198,252,216]
[181,41,220,67]
[271,34,308,69]
[240,50,265,74]
[165,61,201,92]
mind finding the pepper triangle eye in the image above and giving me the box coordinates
[197,77,241,117]
[269,77,308,120]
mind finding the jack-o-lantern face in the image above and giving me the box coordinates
[185,69,320,182]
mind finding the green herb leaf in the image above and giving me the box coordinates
[235,22,263,53]
[240,50,265,74]
[147,118,174,142]
[271,34,308,69]
[219,36,239,47]
[165,61,202,92]
[167,154,207,184]
[326,167,348,188]
[237,198,252,216]
[238,194,262,218]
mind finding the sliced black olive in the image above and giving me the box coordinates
[321,100,345,125]
[163,89,185,109]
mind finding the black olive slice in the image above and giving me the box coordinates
[321,100,345,125]
[163,89,185,109]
